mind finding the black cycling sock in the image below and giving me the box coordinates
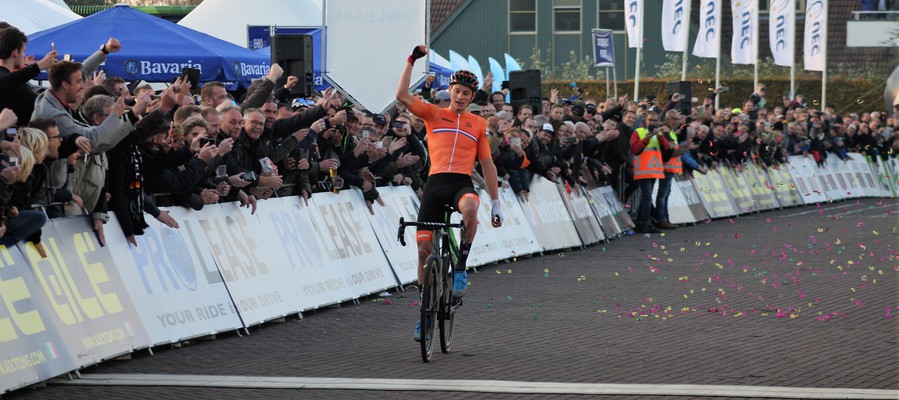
[455,242,471,271]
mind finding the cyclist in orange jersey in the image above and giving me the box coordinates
[397,45,503,341]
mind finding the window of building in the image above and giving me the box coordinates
[510,0,536,33]
[554,0,581,33]
[597,0,624,32]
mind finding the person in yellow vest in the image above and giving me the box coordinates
[629,111,673,234]
[654,110,687,230]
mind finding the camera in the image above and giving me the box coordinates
[5,127,16,141]
[361,127,375,138]
[564,136,577,144]
[200,137,215,147]
[242,171,257,181]
[8,156,18,167]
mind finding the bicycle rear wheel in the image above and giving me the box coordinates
[420,258,439,362]
[439,255,457,353]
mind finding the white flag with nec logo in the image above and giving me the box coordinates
[730,0,758,65]
[692,0,721,58]
[661,0,689,52]
[624,0,643,49]
[803,0,827,71]
[768,0,795,67]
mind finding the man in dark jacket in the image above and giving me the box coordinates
[0,26,58,125]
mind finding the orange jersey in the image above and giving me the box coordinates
[408,97,491,176]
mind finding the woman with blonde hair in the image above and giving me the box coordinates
[0,146,48,249]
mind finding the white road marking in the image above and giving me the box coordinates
[780,201,898,218]
[60,374,899,399]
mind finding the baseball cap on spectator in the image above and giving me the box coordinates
[571,101,586,117]
[372,114,387,126]
[585,103,597,114]
[541,123,554,133]
[435,90,451,102]
[467,103,481,114]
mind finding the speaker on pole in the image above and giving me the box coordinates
[666,81,692,116]
[270,34,313,98]
[509,69,542,115]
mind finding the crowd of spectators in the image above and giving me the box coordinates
[0,22,897,251]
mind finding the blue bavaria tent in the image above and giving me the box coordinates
[27,4,270,88]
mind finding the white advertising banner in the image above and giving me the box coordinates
[846,156,881,197]
[722,167,756,214]
[787,156,828,204]
[674,174,709,222]
[803,0,826,71]
[518,176,582,251]
[453,187,542,267]
[252,197,345,310]
[585,186,621,236]
[559,185,606,245]
[361,186,420,285]
[310,190,398,298]
[693,0,722,58]
[769,0,795,66]
[730,0,758,65]
[105,212,242,346]
[766,165,803,207]
[744,163,781,211]
[624,0,643,49]
[661,0,689,52]
[651,176,694,224]
[187,203,303,326]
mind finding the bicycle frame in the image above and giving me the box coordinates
[397,215,466,361]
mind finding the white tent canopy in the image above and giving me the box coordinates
[178,0,323,47]
[3,0,81,35]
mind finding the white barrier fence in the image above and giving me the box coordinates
[1,156,895,393]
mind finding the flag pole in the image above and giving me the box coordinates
[753,0,759,89]
[821,1,828,109]
[634,3,643,101]
[714,2,721,110]
[681,0,691,81]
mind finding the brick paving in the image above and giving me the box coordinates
[5,199,898,400]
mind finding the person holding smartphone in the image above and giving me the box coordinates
[0,26,58,125]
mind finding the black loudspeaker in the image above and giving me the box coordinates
[271,34,313,98]
[667,81,692,116]
[509,69,542,115]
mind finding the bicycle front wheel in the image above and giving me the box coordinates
[420,257,439,362]
[439,259,457,353]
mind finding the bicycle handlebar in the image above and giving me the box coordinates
[396,217,464,247]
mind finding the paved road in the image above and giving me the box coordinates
[8,199,899,400]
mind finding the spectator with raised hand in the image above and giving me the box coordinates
[380,114,425,195]
[32,61,144,153]
[496,127,531,201]
[225,108,308,200]
[630,110,673,234]
[105,95,174,246]
[0,26,58,125]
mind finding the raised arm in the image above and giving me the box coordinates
[396,45,428,109]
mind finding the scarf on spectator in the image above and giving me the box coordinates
[126,145,148,235]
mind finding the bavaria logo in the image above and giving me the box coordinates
[232,62,242,77]
[123,60,138,76]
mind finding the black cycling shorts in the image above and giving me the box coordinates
[416,173,478,236]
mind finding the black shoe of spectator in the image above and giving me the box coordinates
[655,221,679,230]
[634,224,661,234]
